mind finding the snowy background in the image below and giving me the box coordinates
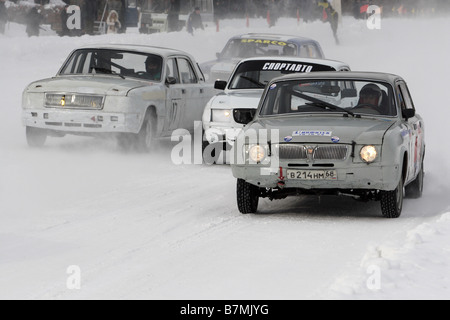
[0,15,449,300]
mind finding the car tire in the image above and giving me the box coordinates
[405,161,424,199]
[380,177,404,219]
[26,126,47,148]
[237,178,260,214]
[136,110,156,152]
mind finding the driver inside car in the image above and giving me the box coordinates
[353,83,390,115]
[358,83,382,106]
[142,55,162,81]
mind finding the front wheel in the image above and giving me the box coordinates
[405,161,424,199]
[26,126,47,148]
[237,179,260,214]
[137,113,156,152]
[380,177,404,219]
[117,111,157,152]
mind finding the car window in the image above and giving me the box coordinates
[221,39,298,59]
[59,49,163,81]
[166,58,180,84]
[398,82,415,110]
[228,60,337,90]
[260,79,397,117]
[177,58,198,84]
[299,44,321,58]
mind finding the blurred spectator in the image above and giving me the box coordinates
[106,10,121,34]
[318,0,339,44]
[213,0,226,24]
[267,0,279,27]
[300,0,313,23]
[84,0,98,35]
[187,7,204,35]
[166,0,180,32]
[59,4,70,36]
[26,6,43,37]
[0,0,7,35]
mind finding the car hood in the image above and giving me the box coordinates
[209,90,263,110]
[25,76,150,96]
[246,115,396,145]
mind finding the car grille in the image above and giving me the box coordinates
[45,93,104,110]
[278,144,349,160]
[279,145,308,159]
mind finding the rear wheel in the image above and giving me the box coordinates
[380,177,404,219]
[26,126,47,148]
[237,178,260,214]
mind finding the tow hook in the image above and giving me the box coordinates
[278,167,285,189]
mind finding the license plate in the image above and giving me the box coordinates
[286,169,337,180]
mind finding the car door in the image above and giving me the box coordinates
[396,81,423,183]
[176,57,207,132]
[165,57,185,132]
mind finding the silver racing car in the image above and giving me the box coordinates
[231,72,425,218]
[22,44,216,150]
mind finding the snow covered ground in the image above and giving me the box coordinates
[0,15,449,300]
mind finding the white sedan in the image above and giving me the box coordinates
[22,44,216,150]
[202,57,350,162]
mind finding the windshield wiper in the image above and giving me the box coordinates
[305,101,355,117]
[239,76,265,88]
[91,67,125,79]
[292,90,355,117]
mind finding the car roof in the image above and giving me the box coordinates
[230,33,321,45]
[270,71,403,84]
[236,56,350,70]
[76,44,191,58]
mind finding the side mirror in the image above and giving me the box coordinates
[216,52,221,59]
[166,77,177,85]
[233,109,256,125]
[214,80,227,90]
[402,109,416,119]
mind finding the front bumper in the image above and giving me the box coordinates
[232,162,402,192]
[22,109,141,134]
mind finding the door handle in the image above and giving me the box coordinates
[200,88,204,94]
[182,89,186,94]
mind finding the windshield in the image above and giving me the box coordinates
[59,49,163,82]
[228,60,338,90]
[260,79,397,117]
[220,39,298,59]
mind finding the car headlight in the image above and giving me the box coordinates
[360,145,378,163]
[249,145,266,163]
[212,109,232,123]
